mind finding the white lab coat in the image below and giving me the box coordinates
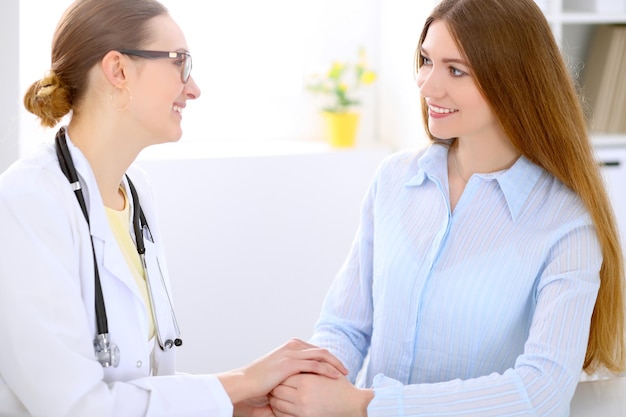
[0,134,233,417]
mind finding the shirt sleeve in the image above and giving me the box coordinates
[367,222,602,417]
[309,162,379,381]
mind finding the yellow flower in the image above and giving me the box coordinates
[328,62,344,80]
[304,48,376,113]
[360,70,376,85]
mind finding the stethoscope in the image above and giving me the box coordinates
[54,127,182,368]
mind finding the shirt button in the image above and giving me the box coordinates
[136,360,143,368]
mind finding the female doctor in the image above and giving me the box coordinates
[0,0,347,416]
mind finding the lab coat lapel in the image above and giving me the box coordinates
[123,169,178,374]
[66,137,144,302]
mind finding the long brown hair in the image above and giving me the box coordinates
[24,0,168,127]
[417,0,625,374]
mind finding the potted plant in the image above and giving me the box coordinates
[305,47,376,147]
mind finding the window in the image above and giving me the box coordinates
[164,0,380,143]
[19,0,379,152]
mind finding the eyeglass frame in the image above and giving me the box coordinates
[117,49,192,84]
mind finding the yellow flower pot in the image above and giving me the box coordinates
[322,111,360,148]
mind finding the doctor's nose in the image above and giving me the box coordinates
[185,76,201,100]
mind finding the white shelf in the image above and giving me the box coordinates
[562,0,626,13]
[542,0,626,44]
[591,134,626,148]
[559,13,626,23]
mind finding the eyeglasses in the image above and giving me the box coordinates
[117,49,192,84]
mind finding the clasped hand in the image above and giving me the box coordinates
[269,372,371,417]
[225,338,355,417]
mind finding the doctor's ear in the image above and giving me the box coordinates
[101,50,129,86]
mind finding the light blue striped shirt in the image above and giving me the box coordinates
[310,143,601,416]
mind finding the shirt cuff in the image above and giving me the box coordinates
[367,374,404,417]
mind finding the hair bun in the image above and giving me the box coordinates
[37,70,62,98]
[24,70,72,128]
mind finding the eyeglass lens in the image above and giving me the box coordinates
[182,54,192,83]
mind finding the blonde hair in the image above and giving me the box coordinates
[417,0,625,374]
[23,0,168,127]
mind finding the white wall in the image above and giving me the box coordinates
[378,1,434,151]
[135,142,391,373]
[0,0,19,173]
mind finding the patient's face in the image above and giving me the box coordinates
[416,21,499,143]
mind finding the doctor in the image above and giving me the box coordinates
[0,0,347,416]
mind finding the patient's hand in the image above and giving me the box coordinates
[269,373,373,417]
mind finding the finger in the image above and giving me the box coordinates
[293,348,349,375]
[277,375,300,389]
[271,383,297,400]
[278,340,348,375]
[269,395,298,417]
[272,409,295,417]
[289,358,346,379]
[272,408,295,417]
[283,338,317,351]
[290,338,317,348]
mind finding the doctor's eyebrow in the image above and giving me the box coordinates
[420,47,468,65]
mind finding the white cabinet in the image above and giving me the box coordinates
[570,376,626,417]
[538,0,626,143]
[596,145,626,248]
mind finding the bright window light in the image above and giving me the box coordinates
[19,0,379,151]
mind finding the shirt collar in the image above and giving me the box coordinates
[495,155,543,222]
[405,143,448,187]
[406,143,544,222]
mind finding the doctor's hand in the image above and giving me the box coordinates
[217,338,348,406]
[234,396,274,417]
[269,373,374,417]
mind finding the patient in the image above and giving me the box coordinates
[269,0,625,416]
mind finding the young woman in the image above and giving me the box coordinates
[269,0,625,416]
[0,0,346,415]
